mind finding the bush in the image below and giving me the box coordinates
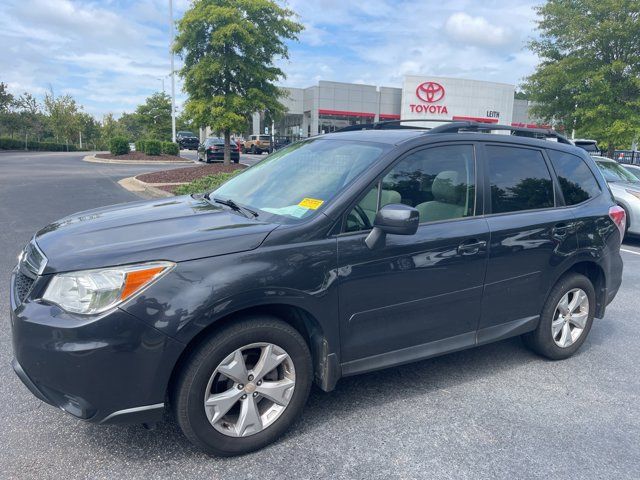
[0,138,24,150]
[174,171,242,195]
[144,139,162,156]
[109,137,130,156]
[135,140,146,153]
[162,141,180,156]
[0,137,77,151]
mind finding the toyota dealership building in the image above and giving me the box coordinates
[254,75,540,139]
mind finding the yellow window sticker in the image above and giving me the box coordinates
[298,198,324,210]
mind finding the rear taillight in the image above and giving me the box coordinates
[609,205,626,239]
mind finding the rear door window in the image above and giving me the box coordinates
[486,145,554,214]
[547,150,601,205]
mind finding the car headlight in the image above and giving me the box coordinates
[42,261,174,315]
[625,189,640,201]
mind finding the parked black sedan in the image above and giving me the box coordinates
[198,137,240,163]
[176,131,200,150]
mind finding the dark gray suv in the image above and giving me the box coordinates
[10,122,624,456]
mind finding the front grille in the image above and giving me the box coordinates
[14,270,35,305]
[13,238,47,306]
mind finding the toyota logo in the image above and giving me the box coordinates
[415,82,445,103]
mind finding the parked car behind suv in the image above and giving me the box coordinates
[176,130,199,150]
[10,122,624,456]
[198,137,240,163]
[242,134,271,154]
[573,138,600,154]
[593,155,640,237]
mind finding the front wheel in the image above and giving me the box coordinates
[523,272,595,360]
[172,317,312,456]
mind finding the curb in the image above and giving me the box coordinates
[84,154,193,165]
[118,176,184,199]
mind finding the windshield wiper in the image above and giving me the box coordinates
[205,193,258,219]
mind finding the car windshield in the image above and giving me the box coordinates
[179,131,195,137]
[212,139,387,222]
[623,165,640,180]
[576,142,598,152]
[596,160,640,183]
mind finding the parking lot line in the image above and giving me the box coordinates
[621,248,640,256]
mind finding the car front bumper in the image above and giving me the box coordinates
[10,272,185,424]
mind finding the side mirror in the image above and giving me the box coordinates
[365,204,419,249]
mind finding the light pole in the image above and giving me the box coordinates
[169,0,176,143]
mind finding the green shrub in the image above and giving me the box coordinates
[0,138,24,150]
[135,140,146,153]
[162,141,180,156]
[109,137,130,156]
[174,170,242,195]
[0,138,77,151]
[144,139,162,156]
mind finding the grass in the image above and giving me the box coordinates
[174,170,242,195]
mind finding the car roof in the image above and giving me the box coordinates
[319,128,589,155]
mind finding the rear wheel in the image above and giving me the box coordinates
[523,273,595,360]
[172,317,312,456]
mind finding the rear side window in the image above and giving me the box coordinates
[548,150,601,205]
[486,145,554,214]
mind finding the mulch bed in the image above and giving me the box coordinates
[137,163,245,184]
[96,152,188,162]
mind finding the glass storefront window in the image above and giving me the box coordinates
[319,114,375,134]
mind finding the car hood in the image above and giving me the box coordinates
[609,181,640,193]
[35,195,279,273]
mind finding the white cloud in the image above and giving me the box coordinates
[0,0,542,117]
[444,12,514,47]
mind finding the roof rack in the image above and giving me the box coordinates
[334,119,572,144]
[428,121,573,145]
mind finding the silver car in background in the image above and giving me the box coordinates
[623,163,640,181]
[594,156,640,237]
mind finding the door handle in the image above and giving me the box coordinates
[457,239,487,255]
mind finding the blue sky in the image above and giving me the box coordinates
[0,0,541,119]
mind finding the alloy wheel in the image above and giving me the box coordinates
[203,342,296,437]
[551,288,589,348]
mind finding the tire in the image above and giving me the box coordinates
[172,316,312,456]
[251,145,256,154]
[523,272,595,360]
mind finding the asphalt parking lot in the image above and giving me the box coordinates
[1,151,639,479]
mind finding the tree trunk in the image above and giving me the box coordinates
[607,143,615,158]
[223,129,231,165]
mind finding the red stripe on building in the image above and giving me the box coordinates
[511,122,552,129]
[318,109,376,118]
[452,115,499,124]
[379,113,401,120]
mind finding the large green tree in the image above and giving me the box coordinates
[135,92,172,140]
[523,0,640,154]
[43,90,81,147]
[174,0,303,164]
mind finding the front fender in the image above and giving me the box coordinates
[122,238,340,353]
